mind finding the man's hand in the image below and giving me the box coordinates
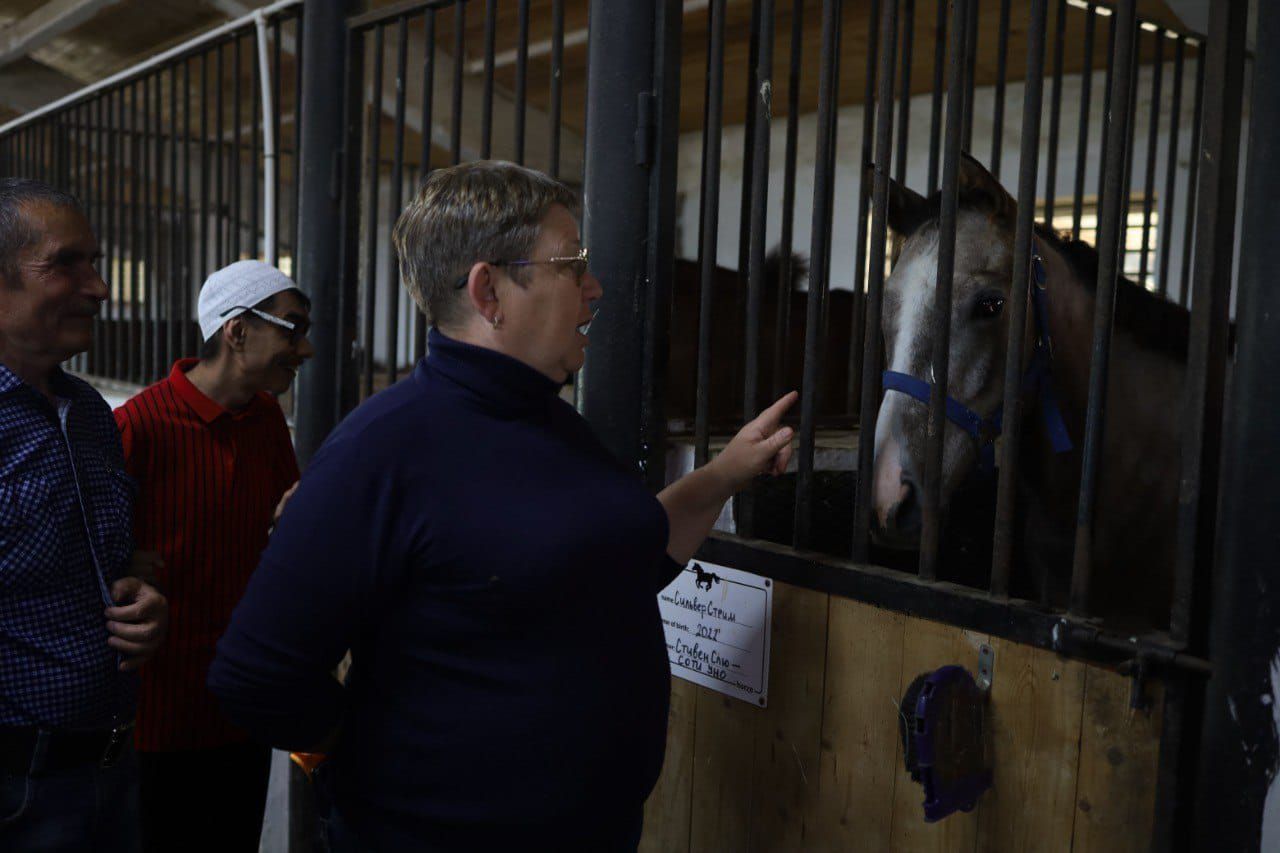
[273,481,300,528]
[708,391,798,493]
[105,577,169,672]
[128,550,164,585]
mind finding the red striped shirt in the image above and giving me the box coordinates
[115,358,299,752]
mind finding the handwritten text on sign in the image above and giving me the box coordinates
[658,560,772,706]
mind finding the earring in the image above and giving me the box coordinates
[491,314,502,330]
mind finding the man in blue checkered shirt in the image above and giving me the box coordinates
[0,179,169,851]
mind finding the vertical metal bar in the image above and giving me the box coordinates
[233,35,243,261]
[1097,10,1116,206]
[1137,31,1164,290]
[251,34,262,261]
[694,0,725,468]
[105,92,118,378]
[129,81,142,384]
[794,0,844,549]
[451,2,465,164]
[1043,0,1066,225]
[960,0,978,151]
[362,26,385,400]
[737,0,763,295]
[894,0,914,188]
[1172,0,1248,647]
[201,51,212,302]
[168,65,178,366]
[1178,43,1205,308]
[216,42,226,266]
[1068,0,1138,618]
[851,0,896,560]
[1157,36,1185,300]
[273,18,282,266]
[1192,4,1280,838]
[95,95,107,372]
[182,60,193,357]
[739,0,775,536]
[990,0,1050,596]
[146,74,158,381]
[1071,5,1097,241]
[514,0,530,164]
[847,0,883,414]
[387,17,408,385]
[927,0,945,192]
[921,0,989,579]
[481,0,496,158]
[292,11,304,268]
[772,0,804,402]
[1120,26,1140,273]
[549,0,564,177]
[416,10,437,364]
[990,0,1011,178]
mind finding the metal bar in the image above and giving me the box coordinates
[182,58,192,358]
[1172,0,1248,648]
[200,51,211,316]
[348,0,459,32]
[387,16,408,385]
[168,63,178,366]
[894,0,914,188]
[1071,5,1097,241]
[739,0,775,536]
[216,43,226,266]
[515,0,530,164]
[1137,31,1164,290]
[95,94,107,372]
[362,25,385,400]
[1068,0,1138,618]
[990,0,1011,178]
[920,0,982,580]
[1156,36,1184,300]
[1043,0,1066,225]
[1096,11,1116,207]
[1178,45,1205,308]
[145,73,157,381]
[1120,27,1140,270]
[549,0,564,177]
[451,1,464,164]
[851,0,895,560]
[233,35,243,261]
[272,17,282,265]
[847,0,882,414]
[991,0,1050,597]
[415,9,437,364]
[1192,1,1280,837]
[481,0,496,158]
[960,0,978,151]
[251,32,262,262]
[106,90,117,378]
[129,80,141,384]
[335,25,366,425]
[772,0,803,402]
[294,0,358,464]
[737,0,763,302]
[927,0,944,192]
[580,0,657,469]
[693,0,726,468]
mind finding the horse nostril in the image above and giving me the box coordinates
[892,478,922,534]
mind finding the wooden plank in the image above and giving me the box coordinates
[888,618,988,853]
[746,583,830,852]
[976,637,1088,853]
[640,676,697,853]
[689,682,759,851]
[1071,666,1165,853]
[812,598,907,853]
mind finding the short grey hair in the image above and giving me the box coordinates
[0,178,83,287]
[392,160,579,328]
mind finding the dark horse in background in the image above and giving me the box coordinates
[871,154,1195,628]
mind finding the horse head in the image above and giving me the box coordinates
[871,154,1030,549]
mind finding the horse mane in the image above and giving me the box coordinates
[1031,222,1198,361]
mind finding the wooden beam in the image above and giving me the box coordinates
[0,0,122,69]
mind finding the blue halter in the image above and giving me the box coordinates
[881,239,1074,475]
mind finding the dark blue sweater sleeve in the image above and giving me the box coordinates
[208,427,413,751]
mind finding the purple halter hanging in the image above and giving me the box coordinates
[881,238,1074,475]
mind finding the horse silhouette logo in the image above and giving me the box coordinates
[692,563,721,591]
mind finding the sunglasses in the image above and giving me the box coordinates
[453,247,590,289]
[221,306,311,345]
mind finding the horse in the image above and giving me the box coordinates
[870,153,1193,628]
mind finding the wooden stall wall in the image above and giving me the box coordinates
[640,582,1163,853]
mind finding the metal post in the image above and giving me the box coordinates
[294,0,355,462]
[1193,1,1280,842]
[580,0,658,471]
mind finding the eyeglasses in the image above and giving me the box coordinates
[220,306,311,345]
[453,247,590,289]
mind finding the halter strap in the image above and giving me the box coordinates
[881,236,1074,476]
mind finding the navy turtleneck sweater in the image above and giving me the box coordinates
[208,329,682,848]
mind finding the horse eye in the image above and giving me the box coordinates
[974,293,1005,319]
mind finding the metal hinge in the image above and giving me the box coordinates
[635,91,655,167]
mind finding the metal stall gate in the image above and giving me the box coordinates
[0,0,306,411]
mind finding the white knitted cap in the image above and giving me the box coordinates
[197,260,300,342]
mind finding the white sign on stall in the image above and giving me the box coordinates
[657,559,772,706]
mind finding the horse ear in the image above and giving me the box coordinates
[865,162,931,237]
[957,152,1016,223]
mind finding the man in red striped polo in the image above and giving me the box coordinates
[114,260,314,852]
